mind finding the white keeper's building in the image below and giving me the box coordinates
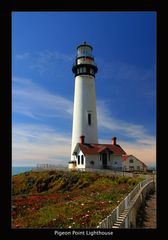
[122,155,147,172]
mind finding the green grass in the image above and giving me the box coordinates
[12,170,143,228]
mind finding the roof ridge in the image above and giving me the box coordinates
[76,142,126,155]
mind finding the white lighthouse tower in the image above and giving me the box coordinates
[69,42,98,168]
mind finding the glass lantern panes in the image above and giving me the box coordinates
[77,46,92,57]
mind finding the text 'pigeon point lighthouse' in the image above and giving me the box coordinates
[69,42,98,169]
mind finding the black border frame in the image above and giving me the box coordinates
[0,0,163,239]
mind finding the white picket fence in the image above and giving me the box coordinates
[96,177,155,228]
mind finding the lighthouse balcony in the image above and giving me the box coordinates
[72,62,97,69]
[72,63,98,76]
[77,58,97,66]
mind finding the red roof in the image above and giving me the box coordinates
[122,155,131,161]
[76,143,126,155]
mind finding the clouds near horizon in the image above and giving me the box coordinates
[13,122,155,167]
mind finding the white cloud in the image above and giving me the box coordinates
[97,100,155,145]
[15,52,30,61]
[120,141,156,167]
[97,100,156,166]
[15,50,73,74]
[12,76,73,119]
[98,59,155,82]
[12,124,71,167]
[97,59,156,100]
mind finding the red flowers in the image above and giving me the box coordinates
[11,211,16,217]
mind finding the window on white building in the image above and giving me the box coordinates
[78,155,80,165]
[129,166,134,171]
[129,159,134,163]
[81,155,84,165]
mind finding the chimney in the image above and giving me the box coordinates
[80,135,85,144]
[112,137,117,145]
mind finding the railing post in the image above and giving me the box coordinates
[125,196,128,209]
[116,206,119,219]
[125,215,129,228]
[128,193,130,206]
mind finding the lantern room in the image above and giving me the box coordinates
[72,41,98,77]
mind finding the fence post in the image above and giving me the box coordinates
[116,206,119,219]
[125,215,129,228]
[140,181,142,188]
[125,196,128,209]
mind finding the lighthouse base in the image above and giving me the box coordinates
[68,161,77,171]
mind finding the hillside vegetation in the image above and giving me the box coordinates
[12,170,143,228]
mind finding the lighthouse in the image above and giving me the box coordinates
[67,43,148,172]
[69,42,98,168]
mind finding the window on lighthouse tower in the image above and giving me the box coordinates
[90,68,94,74]
[88,113,92,126]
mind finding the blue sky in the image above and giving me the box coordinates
[12,12,156,167]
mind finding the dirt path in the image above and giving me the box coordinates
[136,191,156,228]
[143,192,156,228]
